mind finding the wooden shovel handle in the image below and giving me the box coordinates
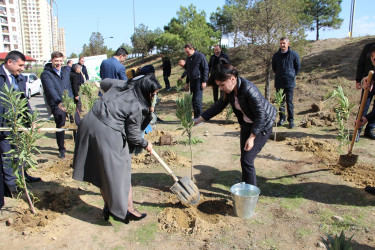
[0,127,77,132]
[349,70,374,155]
[151,149,179,182]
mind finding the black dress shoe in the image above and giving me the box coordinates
[277,119,285,126]
[127,210,147,221]
[364,129,375,140]
[365,186,375,195]
[25,172,41,183]
[58,149,65,159]
[288,122,295,129]
[8,185,22,198]
[103,206,109,221]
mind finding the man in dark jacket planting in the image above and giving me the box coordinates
[41,51,78,159]
[272,37,301,129]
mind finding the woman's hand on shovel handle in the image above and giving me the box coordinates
[355,116,368,128]
[363,77,374,92]
[145,142,153,153]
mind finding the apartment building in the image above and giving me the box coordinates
[19,0,53,63]
[0,0,65,63]
[0,0,23,52]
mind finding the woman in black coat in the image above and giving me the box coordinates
[194,60,276,186]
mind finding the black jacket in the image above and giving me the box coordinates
[70,70,81,99]
[208,52,229,74]
[41,63,73,108]
[201,77,276,135]
[76,63,89,84]
[185,51,209,84]
[355,42,375,83]
[162,57,171,76]
[272,48,301,88]
[0,65,31,138]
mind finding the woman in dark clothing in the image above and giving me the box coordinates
[73,74,162,222]
[194,60,276,186]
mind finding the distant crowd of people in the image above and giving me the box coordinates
[1,36,375,220]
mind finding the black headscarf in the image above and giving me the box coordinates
[133,74,162,107]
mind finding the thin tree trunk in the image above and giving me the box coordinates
[265,60,272,102]
[316,19,319,41]
[22,164,35,214]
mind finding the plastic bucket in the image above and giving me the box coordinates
[230,182,260,218]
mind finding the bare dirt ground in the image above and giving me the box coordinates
[1,37,375,249]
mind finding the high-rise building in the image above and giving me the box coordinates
[0,0,23,52]
[58,26,65,56]
[0,0,65,63]
[19,0,53,63]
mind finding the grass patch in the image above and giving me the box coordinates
[211,170,242,191]
[178,137,204,145]
[128,222,158,244]
[295,227,313,239]
[280,197,305,210]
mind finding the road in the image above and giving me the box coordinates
[28,94,52,120]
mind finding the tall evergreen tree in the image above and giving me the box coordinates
[303,0,343,40]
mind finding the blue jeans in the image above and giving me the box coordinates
[358,88,375,133]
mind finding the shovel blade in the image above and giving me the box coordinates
[170,176,200,206]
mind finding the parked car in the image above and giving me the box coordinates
[23,73,43,99]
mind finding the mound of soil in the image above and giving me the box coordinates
[11,210,57,232]
[287,137,337,160]
[132,150,189,168]
[300,111,336,128]
[158,195,233,235]
[329,163,375,187]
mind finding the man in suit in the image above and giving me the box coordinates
[63,59,73,74]
[100,48,128,81]
[77,57,89,84]
[208,45,229,102]
[41,51,78,159]
[0,51,41,202]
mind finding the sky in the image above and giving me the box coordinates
[56,0,375,57]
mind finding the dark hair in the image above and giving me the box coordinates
[212,58,238,82]
[370,45,375,54]
[67,59,73,64]
[184,43,194,49]
[4,50,26,63]
[137,65,155,76]
[79,56,84,60]
[280,37,289,42]
[115,48,128,56]
[51,51,64,59]
[72,63,81,71]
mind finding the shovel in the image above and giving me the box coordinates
[151,149,200,206]
[0,127,77,132]
[339,70,374,167]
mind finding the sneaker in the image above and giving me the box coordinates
[277,119,285,126]
[58,149,66,159]
[288,122,295,129]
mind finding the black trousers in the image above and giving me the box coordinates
[0,165,4,208]
[0,138,16,191]
[213,84,219,102]
[358,88,375,133]
[163,75,170,89]
[276,87,294,122]
[190,79,203,118]
[52,106,80,151]
[240,123,272,186]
